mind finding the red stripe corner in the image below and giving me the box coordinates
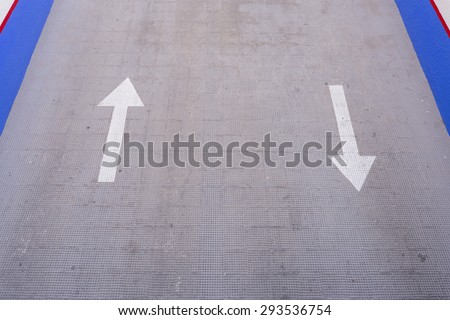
[431,0,450,38]
[0,0,19,33]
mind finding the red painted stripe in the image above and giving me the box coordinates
[431,0,450,38]
[0,0,18,33]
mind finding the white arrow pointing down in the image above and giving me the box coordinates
[329,85,376,191]
[98,78,144,183]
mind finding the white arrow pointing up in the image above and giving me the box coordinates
[328,85,375,191]
[98,78,144,183]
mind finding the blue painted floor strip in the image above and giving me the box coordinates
[0,0,54,135]
[396,0,450,135]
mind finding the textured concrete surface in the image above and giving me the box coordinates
[0,0,449,299]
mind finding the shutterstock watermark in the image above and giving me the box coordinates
[101,132,347,169]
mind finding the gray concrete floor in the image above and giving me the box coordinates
[0,0,449,299]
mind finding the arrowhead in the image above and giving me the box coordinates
[98,78,144,107]
[332,154,376,192]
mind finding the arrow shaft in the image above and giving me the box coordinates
[329,85,359,154]
[106,105,129,146]
[98,105,129,183]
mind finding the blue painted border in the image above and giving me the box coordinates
[395,0,450,135]
[0,0,54,135]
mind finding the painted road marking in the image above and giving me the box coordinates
[329,85,376,192]
[432,0,450,37]
[98,78,144,183]
[0,0,18,33]
[396,0,450,134]
[0,0,53,134]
